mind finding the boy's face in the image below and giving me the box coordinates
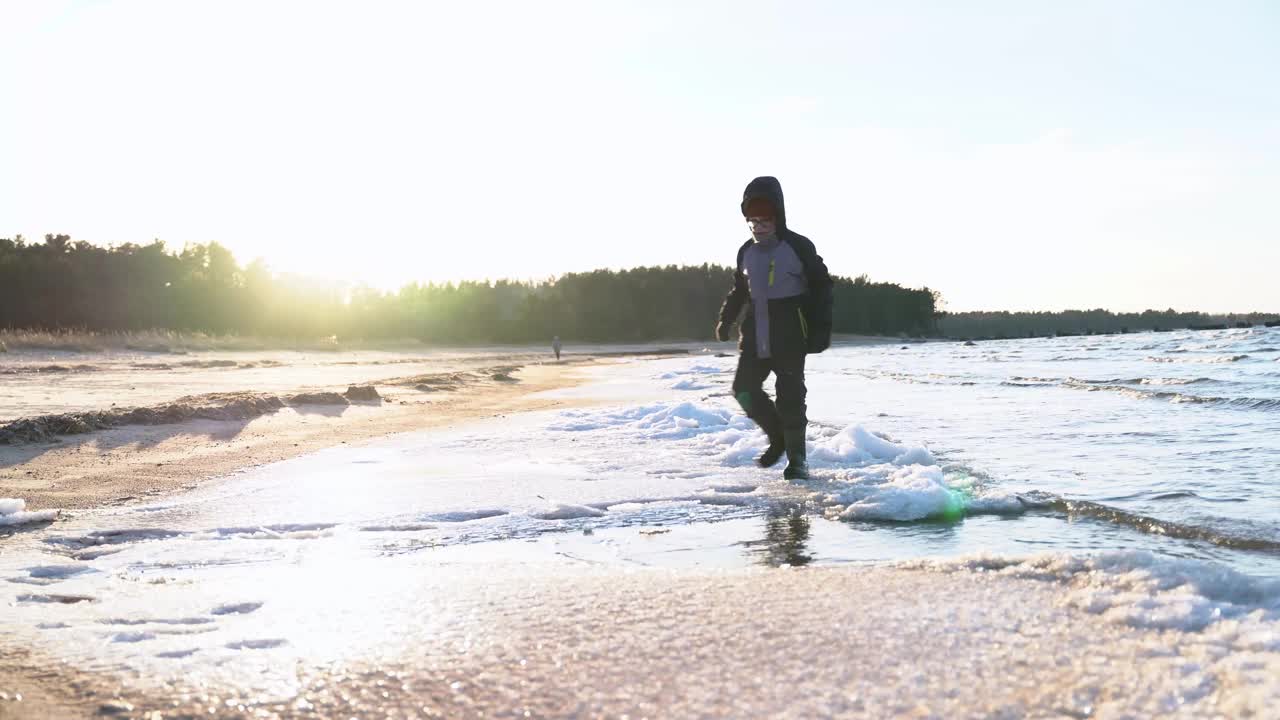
[747,215,776,239]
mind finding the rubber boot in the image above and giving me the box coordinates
[782,429,808,480]
[757,432,785,468]
[738,391,785,468]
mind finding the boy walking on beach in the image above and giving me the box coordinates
[715,176,833,480]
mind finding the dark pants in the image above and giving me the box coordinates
[732,348,807,443]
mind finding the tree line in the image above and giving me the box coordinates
[938,309,1277,339]
[0,235,939,342]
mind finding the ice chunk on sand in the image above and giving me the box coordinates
[0,498,59,526]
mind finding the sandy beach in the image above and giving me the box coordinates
[0,356,601,718]
[6,548,1276,718]
[2,343,1278,719]
[0,362,601,513]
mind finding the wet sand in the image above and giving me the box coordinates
[4,563,1270,719]
[0,359,614,718]
[0,362,602,513]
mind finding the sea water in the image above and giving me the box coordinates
[2,327,1279,692]
[806,326,1280,574]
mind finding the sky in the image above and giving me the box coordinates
[1,0,1277,312]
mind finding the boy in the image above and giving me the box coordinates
[716,177,833,479]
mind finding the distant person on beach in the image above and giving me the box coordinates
[715,176,833,480]
[552,336,562,361]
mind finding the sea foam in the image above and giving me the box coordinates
[906,550,1280,635]
[550,400,1018,522]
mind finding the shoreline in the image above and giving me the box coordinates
[0,357,610,718]
[0,360,606,514]
[2,343,1279,717]
[0,337,908,514]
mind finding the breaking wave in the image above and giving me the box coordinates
[1065,383,1280,411]
[1017,494,1280,553]
[1147,354,1250,364]
[1000,376,1278,411]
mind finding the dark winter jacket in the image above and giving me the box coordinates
[718,176,834,358]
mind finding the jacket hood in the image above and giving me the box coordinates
[740,176,787,231]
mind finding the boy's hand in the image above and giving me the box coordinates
[715,322,731,342]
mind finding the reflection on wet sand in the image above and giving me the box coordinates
[741,504,813,567]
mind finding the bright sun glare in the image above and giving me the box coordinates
[2,1,1278,311]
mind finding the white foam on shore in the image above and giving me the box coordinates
[906,551,1280,635]
[528,502,606,520]
[0,498,59,526]
[654,361,731,391]
[553,401,744,438]
[829,465,966,521]
[809,425,936,466]
[1147,354,1250,364]
[656,363,729,380]
[207,524,336,540]
[552,400,1019,522]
